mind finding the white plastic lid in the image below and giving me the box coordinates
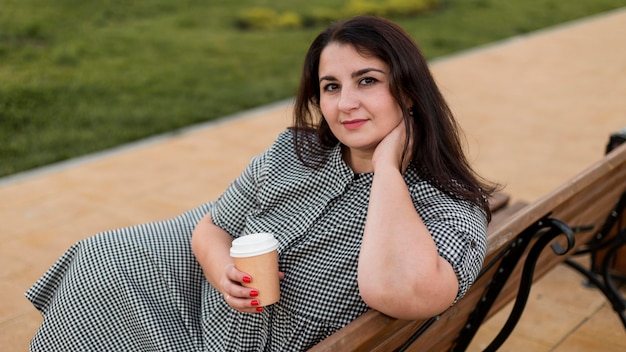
[230,233,279,258]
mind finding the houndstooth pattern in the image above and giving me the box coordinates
[26,203,212,351]
[26,129,487,351]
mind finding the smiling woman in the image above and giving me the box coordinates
[26,16,497,351]
[290,16,498,320]
[318,43,405,173]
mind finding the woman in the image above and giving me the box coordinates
[27,16,496,351]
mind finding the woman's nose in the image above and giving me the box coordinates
[338,88,359,112]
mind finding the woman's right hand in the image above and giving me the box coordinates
[191,213,267,314]
[220,264,264,313]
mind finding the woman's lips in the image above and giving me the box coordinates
[342,119,367,130]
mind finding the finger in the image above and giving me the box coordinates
[225,264,253,284]
[223,282,254,301]
[224,294,264,313]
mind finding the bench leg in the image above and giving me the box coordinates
[565,191,626,330]
[452,217,575,352]
[564,253,626,329]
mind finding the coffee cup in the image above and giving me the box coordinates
[230,233,280,306]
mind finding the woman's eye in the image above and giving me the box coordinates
[323,83,339,92]
[359,77,378,86]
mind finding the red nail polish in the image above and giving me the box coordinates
[250,290,259,297]
[256,307,263,312]
[251,299,259,306]
[243,276,251,283]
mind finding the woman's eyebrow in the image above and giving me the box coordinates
[319,75,336,83]
[319,68,386,83]
[352,68,386,78]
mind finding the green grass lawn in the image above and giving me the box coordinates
[1,0,625,177]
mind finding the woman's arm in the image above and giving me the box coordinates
[357,122,459,320]
[191,213,263,313]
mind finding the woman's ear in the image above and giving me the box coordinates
[402,96,414,116]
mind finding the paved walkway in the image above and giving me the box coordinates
[2,8,626,351]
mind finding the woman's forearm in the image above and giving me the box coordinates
[191,213,234,294]
[358,166,458,320]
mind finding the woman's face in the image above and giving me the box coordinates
[318,43,404,167]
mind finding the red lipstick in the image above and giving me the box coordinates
[342,119,367,130]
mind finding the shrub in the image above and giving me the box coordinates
[277,12,303,29]
[234,8,279,30]
[301,8,346,28]
[235,0,442,31]
[389,0,442,15]
[346,0,440,17]
[345,0,387,16]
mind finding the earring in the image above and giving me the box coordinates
[408,106,414,116]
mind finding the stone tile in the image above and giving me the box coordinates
[566,296,626,349]
[0,281,34,324]
[0,311,41,352]
[553,327,626,352]
[0,192,94,241]
[468,319,553,352]
[0,249,29,281]
[531,264,607,313]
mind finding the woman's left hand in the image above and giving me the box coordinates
[372,119,413,172]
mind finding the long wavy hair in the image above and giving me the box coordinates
[292,16,498,220]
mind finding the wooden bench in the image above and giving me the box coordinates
[311,134,626,351]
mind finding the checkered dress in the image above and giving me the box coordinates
[26,130,487,351]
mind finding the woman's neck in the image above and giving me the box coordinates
[342,146,373,174]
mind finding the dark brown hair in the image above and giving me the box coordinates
[292,16,497,220]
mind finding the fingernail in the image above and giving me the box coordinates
[256,307,263,312]
[250,290,259,297]
[243,276,251,283]
[251,299,259,306]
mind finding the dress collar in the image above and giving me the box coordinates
[328,144,374,184]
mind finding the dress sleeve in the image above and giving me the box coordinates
[208,147,270,239]
[410,182,488,303]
